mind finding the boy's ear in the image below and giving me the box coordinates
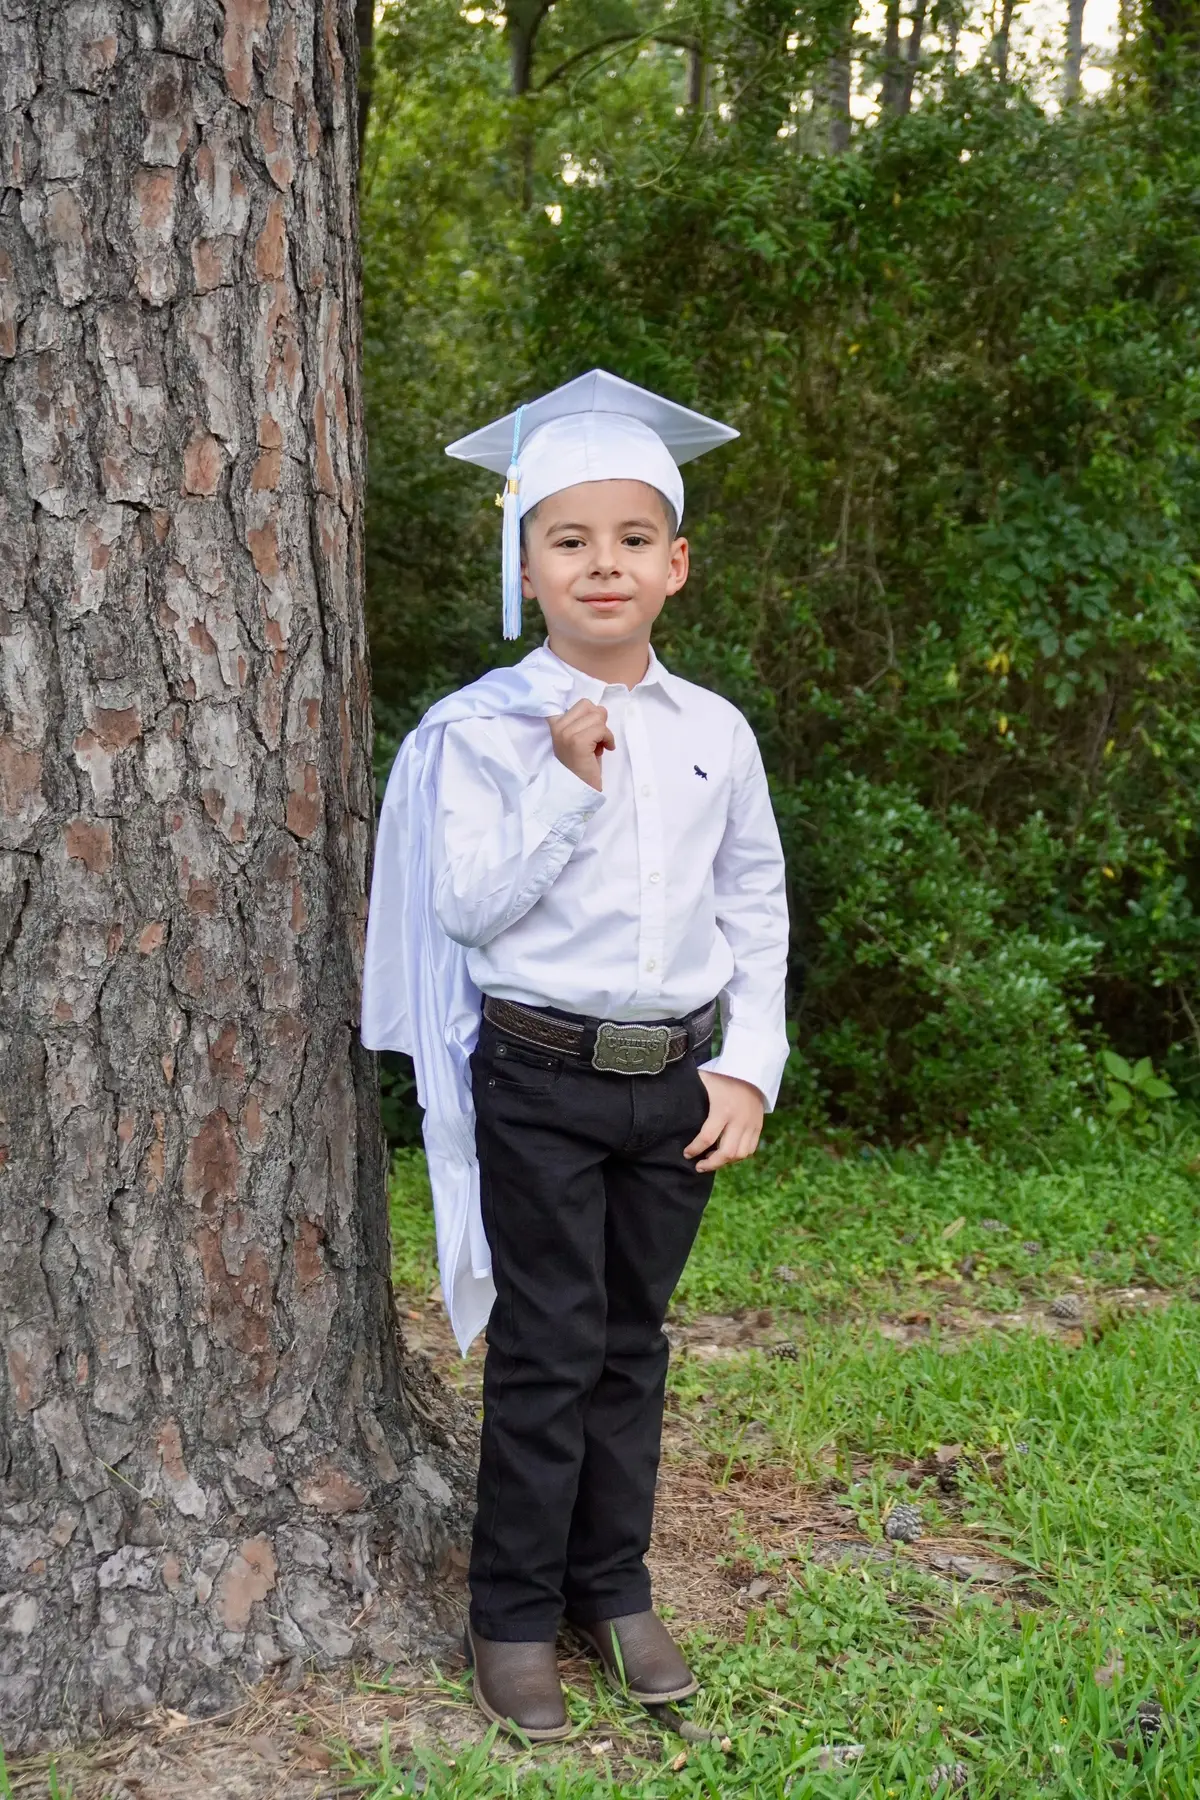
[665,535,689,596]
[521,555,538,601]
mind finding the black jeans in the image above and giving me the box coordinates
[468,1012,715,1641]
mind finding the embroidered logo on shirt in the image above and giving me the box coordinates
[694,764,708,780]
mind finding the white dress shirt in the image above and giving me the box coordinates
[433,645,789,1108]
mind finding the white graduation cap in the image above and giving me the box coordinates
[445,369,738,640]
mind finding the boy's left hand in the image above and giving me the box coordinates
[684,1072,765,1174]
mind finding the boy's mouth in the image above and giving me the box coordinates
[578,593,630,606]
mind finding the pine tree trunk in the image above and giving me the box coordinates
[0,0,471,1751]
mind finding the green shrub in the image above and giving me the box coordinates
[781,774,1097,1136]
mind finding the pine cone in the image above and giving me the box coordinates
[1050,1294,1084,1323]
[1132,1699,1164,1744]
[928,1762,969,1793]
[1022,1240,1042,1256]
[934,1443,963,1492]
[979,1218,1007,1233]
[884,1501,924,1542]
[767,1341,799,1361]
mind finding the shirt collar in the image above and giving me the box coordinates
[527,642,685,710]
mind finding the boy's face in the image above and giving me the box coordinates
[521,479,688,656]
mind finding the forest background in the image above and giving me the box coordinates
[358,0,1200,1150]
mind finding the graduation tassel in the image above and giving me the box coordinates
[501,404,525,641]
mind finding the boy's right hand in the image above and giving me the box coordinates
[548,700,615,793]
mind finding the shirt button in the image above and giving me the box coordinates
[648,872,661,884]
[645,958,657,972]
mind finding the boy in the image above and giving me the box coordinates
[362,371,788,1739]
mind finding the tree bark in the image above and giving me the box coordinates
[0,0,471,1751]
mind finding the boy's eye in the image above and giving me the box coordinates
[554,536,585,549]
[623,534,651,547]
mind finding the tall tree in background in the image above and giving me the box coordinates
[0,0,468,1750]
[1064,0,1086,98]
[880,0,926,114]
[992,0,1021,80]
[508,0,552,94]
[823,18,854,151]
[506,0,549,203]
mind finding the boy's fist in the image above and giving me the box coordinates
[548,700,615,792]
[684,1072,765,1173]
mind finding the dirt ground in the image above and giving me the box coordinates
[10,1287,1168,1799]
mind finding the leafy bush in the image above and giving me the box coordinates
[782,774,1097,1137]
[1101,1048,1178,1142]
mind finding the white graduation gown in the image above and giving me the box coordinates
[360,657,577,1355]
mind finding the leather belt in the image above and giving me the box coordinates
[482,996,716,1077]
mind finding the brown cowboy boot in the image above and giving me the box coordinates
[570,1610,699,1704]
[465,1623,571,1741]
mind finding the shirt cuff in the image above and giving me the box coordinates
[529,756,605,831]
[701,1021,788,1112]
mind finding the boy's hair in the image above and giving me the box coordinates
[520,490,679,551]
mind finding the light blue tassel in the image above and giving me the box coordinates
[501,404,526,641]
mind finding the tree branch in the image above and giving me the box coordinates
[1177,985,1200,1062]
[535,31,699,92]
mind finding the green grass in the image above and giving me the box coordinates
[390,1123,1200,1320]
[679,1126,1200,1318]
[380,1118,1200,1797]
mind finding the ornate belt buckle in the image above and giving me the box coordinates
[592,1021,672,1076]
